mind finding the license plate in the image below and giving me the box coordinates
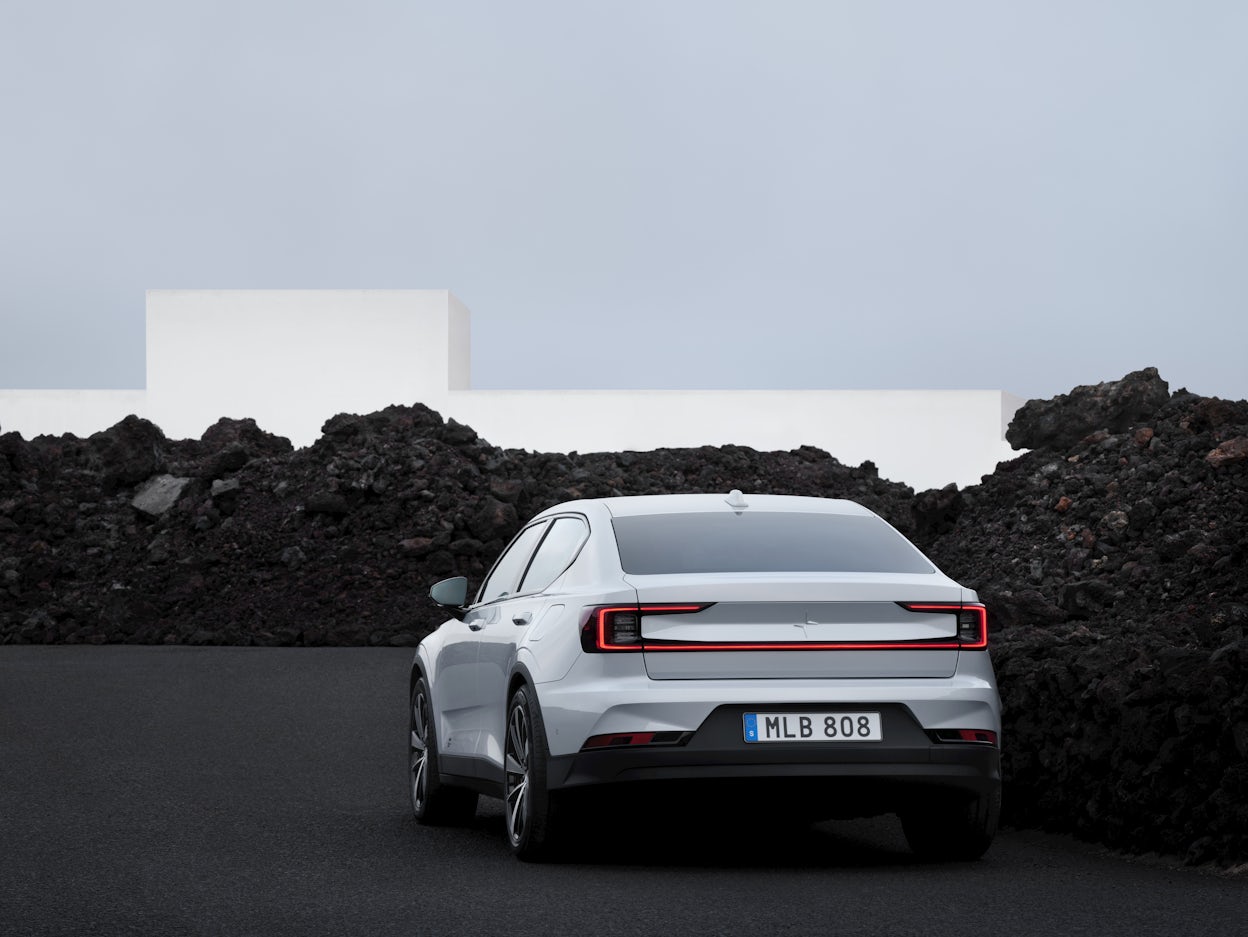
[743,711,883,743]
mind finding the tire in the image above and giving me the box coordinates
[409,677,478,826]
[901,786,1000,861]
[504,684,565,861]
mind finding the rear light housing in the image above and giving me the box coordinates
[581,605,710,652]
[899,603,988,649]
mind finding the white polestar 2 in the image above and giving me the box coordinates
[408,492,1002,861]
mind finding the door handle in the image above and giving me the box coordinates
[512,611,532,626]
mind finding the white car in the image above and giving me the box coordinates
[409,492,1002,861]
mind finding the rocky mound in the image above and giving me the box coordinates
[925,370,1248,866]
[1,369,1245,865]
[0,408,911,647]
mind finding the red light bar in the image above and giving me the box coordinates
[582,603,988,652]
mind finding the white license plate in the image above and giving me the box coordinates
[743,711,883,743]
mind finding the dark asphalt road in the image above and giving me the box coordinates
[1,647,1243,937]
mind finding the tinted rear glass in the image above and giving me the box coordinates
[611,512,934,575]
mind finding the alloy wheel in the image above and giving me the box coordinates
[410,688,430,815]
[504,701,531,846]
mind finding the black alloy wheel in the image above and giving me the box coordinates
[409,677,477,826]
[504,685,564,861]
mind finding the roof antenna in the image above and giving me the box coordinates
[725,489,749,510]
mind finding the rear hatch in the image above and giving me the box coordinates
[626,574,963,679]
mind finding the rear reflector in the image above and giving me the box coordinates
[932,728,999,746]
[580,730,691,750]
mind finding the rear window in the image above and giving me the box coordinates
[611,511,934,575]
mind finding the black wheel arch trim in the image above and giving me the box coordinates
[508,661,539,703]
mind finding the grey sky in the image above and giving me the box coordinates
[2,1,1245,401]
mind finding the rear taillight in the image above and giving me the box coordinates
[581,603,987,652]
[581,605,711,652]
[900,603,988,649]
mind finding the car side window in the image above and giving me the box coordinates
[518,516,589,595]
[477,521,549,605]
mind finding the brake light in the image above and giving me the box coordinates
[900,603,988,649]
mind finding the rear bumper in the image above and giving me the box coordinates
[546,703,1000,802]
[537,658,1001,760]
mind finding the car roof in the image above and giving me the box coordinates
[536,492,877,519]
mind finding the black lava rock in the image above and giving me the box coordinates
[1006,367,1171,452]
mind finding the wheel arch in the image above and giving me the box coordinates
[508,661,538,707]
[410,645,433,700]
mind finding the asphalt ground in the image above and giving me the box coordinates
[1,646,1243,937]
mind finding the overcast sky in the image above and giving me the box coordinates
[2,1,1245,402]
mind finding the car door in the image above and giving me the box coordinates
[431,605,490,766]
[460,520,550,765]
[476,515,590,773]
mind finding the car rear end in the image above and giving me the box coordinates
[538,494,1001,851]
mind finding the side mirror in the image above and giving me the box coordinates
[429,576,469,620]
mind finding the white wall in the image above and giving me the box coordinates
[0,290,1025,490]
[143,290,459,443]
[0,390,149,439]
[450,389,1019,490]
